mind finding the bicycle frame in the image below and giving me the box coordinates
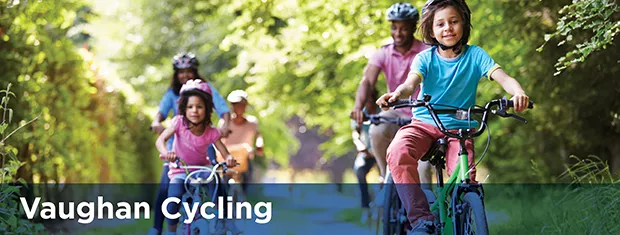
[429,151,470,235]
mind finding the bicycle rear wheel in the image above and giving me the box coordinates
[456,192,488,235]
[382,175,407,235]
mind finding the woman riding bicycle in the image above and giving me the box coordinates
[376,0,530,234]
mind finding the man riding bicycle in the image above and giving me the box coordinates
[350,2,432,184]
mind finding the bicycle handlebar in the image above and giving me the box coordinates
[362,113,412,127]
[381,94,534,139]
[159,154,240,174]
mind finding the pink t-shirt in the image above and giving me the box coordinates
[168,115,220,178]
[368,39,428,117]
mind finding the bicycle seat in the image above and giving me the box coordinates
[421,138,447,164]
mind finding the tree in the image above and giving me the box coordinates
[538,0,619,76]
[0,0,157,190]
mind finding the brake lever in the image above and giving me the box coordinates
[493,108,527,124]
[508,113,528,124]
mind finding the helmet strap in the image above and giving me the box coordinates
[437,39,464,55]
[184,117,205,130]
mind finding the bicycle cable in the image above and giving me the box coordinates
[469,107,491,173]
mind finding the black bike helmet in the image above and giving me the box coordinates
[172,52,199,70]
[386,3,419,22]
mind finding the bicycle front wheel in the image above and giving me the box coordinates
[456,192,489,235]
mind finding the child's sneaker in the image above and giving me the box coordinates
[408,220,435,235]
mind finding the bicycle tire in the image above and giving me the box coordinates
[382,175,406,235]
[456,192,489,235]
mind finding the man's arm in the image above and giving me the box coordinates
[351,64,381,126]
[354,65,381,110]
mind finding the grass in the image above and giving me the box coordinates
[335,207,375,228]
[487,156,620,234]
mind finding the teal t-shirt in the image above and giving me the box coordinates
[410,45,500,129]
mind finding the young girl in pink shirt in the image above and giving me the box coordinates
[155,79,239,235]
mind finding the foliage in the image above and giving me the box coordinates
[0,0,158,186]
[550,156,619,234]
[0,84,44,234]
[538,0,620,75]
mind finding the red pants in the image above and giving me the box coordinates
[386,120,476,226]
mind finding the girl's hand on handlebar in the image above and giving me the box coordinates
[163,151,177,162]
[225,155,237,167]
[511,92,530,113]
[376,91,400,110]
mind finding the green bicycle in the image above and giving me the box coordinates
[384,94,533,235]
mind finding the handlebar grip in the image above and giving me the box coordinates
[506,100,534,109]
[160,154,179,166]
[381,99,411,109]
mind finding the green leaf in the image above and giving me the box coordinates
[0,124,7,135]
[17,178,27,187]
[8,215,16,228]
